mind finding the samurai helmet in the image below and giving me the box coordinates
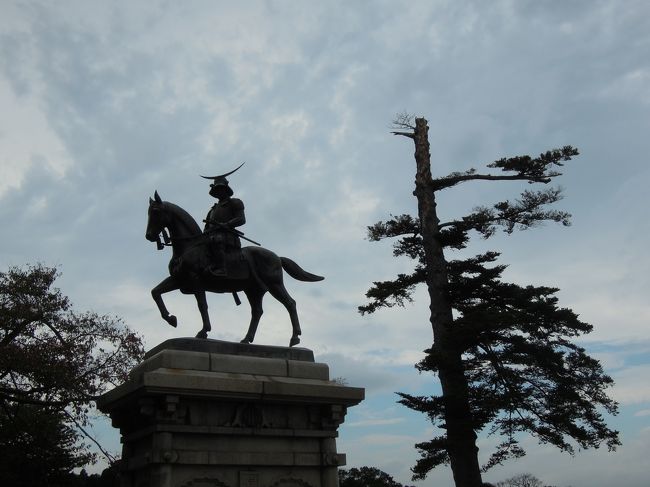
[201,162,245,197]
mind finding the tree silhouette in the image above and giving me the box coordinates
[360,117,619,487]
[339,466,413,487]
[0,264,144,483]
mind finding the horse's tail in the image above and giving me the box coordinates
[280,257,324,282]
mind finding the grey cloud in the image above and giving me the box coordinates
[2,2,649,484]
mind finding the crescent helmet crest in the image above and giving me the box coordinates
[200,162,245,183]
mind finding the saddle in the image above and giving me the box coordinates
[220,250,249,280]
[170,240,249,282]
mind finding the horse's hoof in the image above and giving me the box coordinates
[289,336,300,347]
[167,315,178,328]
[195,330,208,339]
[240,336,252,344]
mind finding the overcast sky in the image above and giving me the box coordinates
[2,1,649,486]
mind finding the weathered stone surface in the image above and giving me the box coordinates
[130,349,211,378]
[98,339,363,487]
[210,354,288,377]
[287,361,329,380]
[146,338,315,362]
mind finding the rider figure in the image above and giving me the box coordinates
[202,164,246,277]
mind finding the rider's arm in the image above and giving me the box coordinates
[203,209,217,232]
[227,198,246,228]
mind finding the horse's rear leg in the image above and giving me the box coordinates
[268,284,301,347]
[240,289,264,344]
[151,276,180,328]
[194,291,211,339]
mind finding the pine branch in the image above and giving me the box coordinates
[432,146,579,191]
[439,188,571,239]
[433,172,555,190]
[410,436,451,480]
[358,268,426,315]
[362,118,618,480]
[392,131,415,139]
[367,214,419,241]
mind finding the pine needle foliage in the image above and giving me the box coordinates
[360,117,619,486]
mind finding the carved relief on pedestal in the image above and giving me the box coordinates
[322,404,347,429]
[226,403,269,428]
[137,395,188,425]
[180,477,229,487]
[97,341,365,487]
[308,404,347,430]
[268,477,314,487]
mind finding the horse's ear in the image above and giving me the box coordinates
[149,197,154,204]
[154,191,162,203]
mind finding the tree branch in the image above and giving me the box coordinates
[0,390,67,408]
[438,188,570,239]
[391,131,415,139]
[432,146,578,191]
[432,172,556,191]
[0,316,41,347]
[63,409,117,465]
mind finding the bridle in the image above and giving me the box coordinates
[150,207,205,251]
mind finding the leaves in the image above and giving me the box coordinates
[360,186,574,316]
[432,146,579,190]
[409,436,451,480]
[0,264,145,475]
[0,405,94,485]
[367,214,420,242]
[495,473,545,487]
[488,147,579,178]
[358,268,426,315]
[440,188,571,239]
[360,130,618,482]
[396,251,619,472]
[339,466,413,487]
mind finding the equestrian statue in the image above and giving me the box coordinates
[145,164,323,347]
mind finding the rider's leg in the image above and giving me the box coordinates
[206,234,226,277]
[207,236,227,277]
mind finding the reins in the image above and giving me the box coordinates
[155,229,205,250]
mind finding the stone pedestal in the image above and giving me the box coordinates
[97,338,364,487]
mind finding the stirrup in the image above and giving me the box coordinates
[208,266,227,277]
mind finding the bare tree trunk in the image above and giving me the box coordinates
[411,117,483,487]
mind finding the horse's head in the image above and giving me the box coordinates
[146,191,202,250]
[146,191,168,247]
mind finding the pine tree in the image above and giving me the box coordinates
[360,116,619,487]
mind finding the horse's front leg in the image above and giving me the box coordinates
[151,276,180,328]
[194,291,212,339]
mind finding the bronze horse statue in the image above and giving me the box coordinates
[145,191,323,346]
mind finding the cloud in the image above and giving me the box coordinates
[2,2,650,485]
[484,428,650,487]
[319,180,381,243]
[347,417,405,427]
[610,364,650,405]
[598,68,650,104]
[0,77,74,196]
[318,352,419,395]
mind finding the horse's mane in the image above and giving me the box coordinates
[163,201,202,235]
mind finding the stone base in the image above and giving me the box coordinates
[98,338,364,487]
